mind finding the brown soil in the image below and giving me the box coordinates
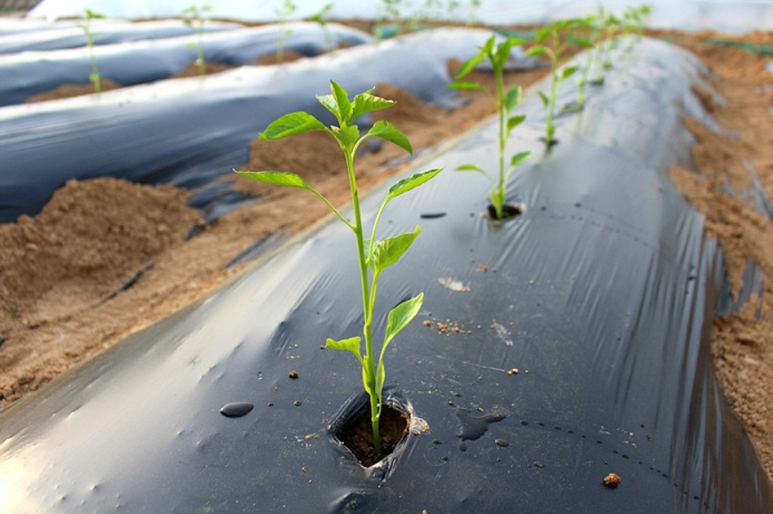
[662,30,773,481]
[1,27,772,484]
[335,403,409,467]
[257,49,306,65]
[25,61,234,103]
[26,78,122,103]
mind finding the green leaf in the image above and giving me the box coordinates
[235,170,313,190]
[561,65,580,80]
[351,92,395,121]
[504,86,522,113]
[534,25,550,43]
[330,80,352,122]
[493,40,512,69]
[509,150,532,170]
[526,45,548,57]
[506,114,526,135]
[326,336,363,364]
[372,226,421,275]
[537,90,550,107]
[260,112,327,140]
[456,164,492,184]
[375,358,387,405]
[481,35,496,55]
[448,81,482,90]
[383,293,423,351]
[331,124,360,147]
[316,94,339,120]
[455,52,486,79]
[366,120,412,154]
[456,163,486,174]
[385,168,442,203]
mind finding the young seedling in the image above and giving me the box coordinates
[77,8,106,95]
[622,4,651,53]
[467,0,482,27]
[275,0,297,64]
[526,18,584,147]
[182,3,211,76]
[449,35,531,220]
[308,3,334,52]
[236,81,441,460]
[600,11,622,69]
[570,15,599,111]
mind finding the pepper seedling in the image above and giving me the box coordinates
[568,16,598,111]
[526,18,584,147]
[308,3,333,52]
[236,81,441,460]
[275,0,297,64]
[182,3,211,76]
[449,35,531,219]
[77,8,106,96]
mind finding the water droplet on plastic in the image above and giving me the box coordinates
[219,402,253,418]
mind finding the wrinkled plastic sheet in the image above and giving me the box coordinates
[0,37,771,513]
[0,22,374,106]
[0,27,538,223]
[0,18,239,54]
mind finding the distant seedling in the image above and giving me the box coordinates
[275,0,297,63]
[236,81,441,461]
[449,35,531,219]
[308,3,334,52]
[77,8,106,95]
[527,18,584,147]
[182,3,212,76]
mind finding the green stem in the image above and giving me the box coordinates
[86,30,101,95]
[494,62,506,219]
[344,147,381,457]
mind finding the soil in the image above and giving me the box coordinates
[25,77,122,103]
[25,61,233,104]
[335,403,409,467]
[1,25,772,484]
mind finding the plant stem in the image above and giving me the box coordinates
[494,62,506,219]
[344,148,382,457]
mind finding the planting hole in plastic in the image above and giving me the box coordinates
[334,401,409,468]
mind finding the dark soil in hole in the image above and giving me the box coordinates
[488,203,523,220]
[335,402,409,467]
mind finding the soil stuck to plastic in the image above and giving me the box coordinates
[335,403,409,468]
[1,24,772,484]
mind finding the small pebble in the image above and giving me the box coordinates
[293,400,302,407]
[495,439,509,448]
[604,473,621,487]
[289,371,299,379]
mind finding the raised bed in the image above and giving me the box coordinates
[0,33,771,513]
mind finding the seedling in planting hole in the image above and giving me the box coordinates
[308,3,334,52]
[275,0,297,64]
[449,35,531,220]
[182,3,212,76]
[569,16,598,111]
[599,10,622,70]
[622,4,651,53]
[235,81,441,459]
[527,18,584,147]
[77,8,106,95]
